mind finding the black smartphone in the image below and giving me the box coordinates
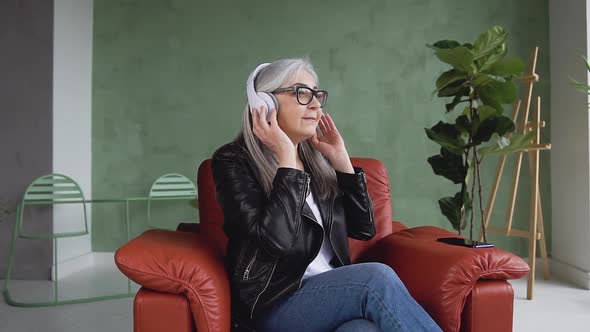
[437,237,495,248]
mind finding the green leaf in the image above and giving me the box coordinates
[425,121,466,155]
[472,26,508,61]
[445,95,464,112]
[437,79,469,97]
[474,74,495,87]
[462,106,471,117]
[571,79,590,94]
[570,56,590,95]
[477,105,500,122]
[479,132,536,155]
[474,74,508,87]
[485,56,525,76]
[570,55,590,94]
[439,191,469,231]
[472,26,509,72]
[428,40,461,49]
[479,80,517,105]
[435,69,468,91]
[494,115,516,136]
[472,115,515,144]
[458,105,500,138]
[455,114,471,134]
[480,93,504,113]
[434,46,476,74]
[428,148,466,184]
[472,116,498,143]
[479,44,507,72]
[438,194,461,230]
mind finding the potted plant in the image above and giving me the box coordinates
[426,26,535,245]
[571,57,590,96]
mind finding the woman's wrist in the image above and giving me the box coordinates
[331,155,354,174]
[277,150,297,169]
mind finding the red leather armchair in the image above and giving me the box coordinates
[115,158,529,332]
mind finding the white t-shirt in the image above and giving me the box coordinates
[303,191,337,279]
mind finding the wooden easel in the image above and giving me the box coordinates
[479,47,551,300]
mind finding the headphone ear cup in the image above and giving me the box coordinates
[268,93,279,112]
[257,92,279,121]
[246,63,272,116]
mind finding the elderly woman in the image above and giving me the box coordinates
[212,58,440,332]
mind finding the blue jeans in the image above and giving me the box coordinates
[255,263,441,332]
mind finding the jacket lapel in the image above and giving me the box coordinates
[310,175,333,228]
[302,202,318,223]
[301,163,334,227]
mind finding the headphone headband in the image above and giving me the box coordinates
[246,63,278,121]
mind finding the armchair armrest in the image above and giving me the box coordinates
[365,226,529,332]
[115,229,230,332]
[176,222,200,233]
[391,220,408,233]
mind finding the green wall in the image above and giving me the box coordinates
[92,0,551,255]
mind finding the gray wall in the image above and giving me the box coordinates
[0,0,54,280]
[549,0,590,289]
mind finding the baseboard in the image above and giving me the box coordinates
[51,251,94,281]
[550,258,590,290]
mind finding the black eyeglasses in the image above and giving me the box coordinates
[272,84,328,107]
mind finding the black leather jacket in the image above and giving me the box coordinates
[211,139,376,325]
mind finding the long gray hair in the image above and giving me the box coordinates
[235,58,338,200]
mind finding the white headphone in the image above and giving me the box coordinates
[246,63,279,121]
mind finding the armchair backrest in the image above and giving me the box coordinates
[346,158,393,262]
[197,158,393,262]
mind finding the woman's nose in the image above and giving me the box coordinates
[308,95,322,109]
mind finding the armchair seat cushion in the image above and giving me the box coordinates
[115,229,230,332]
[366,226,530,332]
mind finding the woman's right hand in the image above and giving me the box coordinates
[252,106,296,168]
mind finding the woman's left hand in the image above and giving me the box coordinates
[311,114,354,174]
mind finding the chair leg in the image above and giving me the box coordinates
[460,280,514,332]
[3,205,21,305]
[53,237,58,304]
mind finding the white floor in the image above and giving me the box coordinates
[0,253,138,332]
[1,262,589,331]
[511,275,590,331]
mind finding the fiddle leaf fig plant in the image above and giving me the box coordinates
[426,26,535,242]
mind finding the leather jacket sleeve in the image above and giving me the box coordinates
[336,167,376,240]
[212,146,310,258]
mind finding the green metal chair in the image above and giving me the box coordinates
[3,174,130,306]
[146,173,198,229]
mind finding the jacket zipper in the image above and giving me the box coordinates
[297,175,314,288]
[250,174,309,317]
[297,223,324,290]
[242,248,258,280]
[236,246,246,269]
[361,171,375,225]
[295,175,311,237]
[250,259,278,319]
[327,195,345,266]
